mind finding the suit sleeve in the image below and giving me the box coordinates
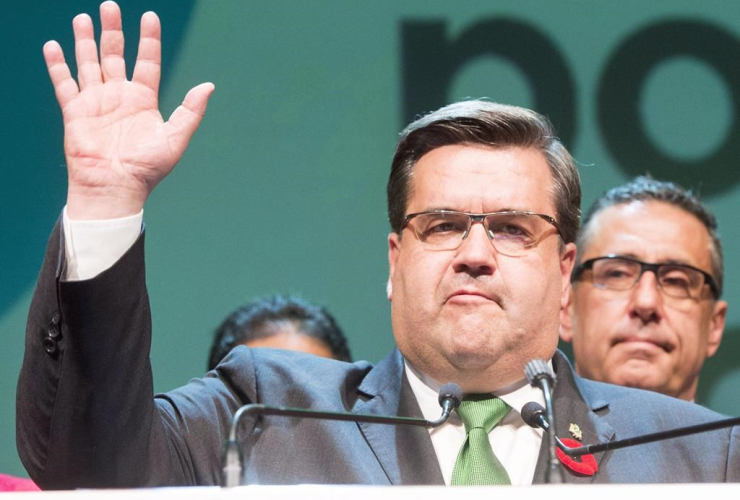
[16,218,252,489]
[727,426,740,481]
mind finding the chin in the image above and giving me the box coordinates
[447,347,501,372]
[610,371,665,393]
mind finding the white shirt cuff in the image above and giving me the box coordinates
[62,206,144,281]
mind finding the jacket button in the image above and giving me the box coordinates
[51,310,61,325]
[47,325,61,339]
[42,337,58,355]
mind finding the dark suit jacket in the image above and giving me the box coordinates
[17,222,740,489]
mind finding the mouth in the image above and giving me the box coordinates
[612,335,674,353]
[446,289,497,304]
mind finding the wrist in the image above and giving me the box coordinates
[66,186,146,220]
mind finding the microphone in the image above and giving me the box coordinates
[521,401,549,432]
[522,401,740,459]
[222,382,463,487]
[433,382,464,426]
[524,360,564,484]
[521,401,570,453]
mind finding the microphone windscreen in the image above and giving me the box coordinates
[438,382,463,409]
[524,359,555,386]
[521,401,547,429]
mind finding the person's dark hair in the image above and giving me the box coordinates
[387,100,581,246]
[579,175,723,297]
[207,295,352,370]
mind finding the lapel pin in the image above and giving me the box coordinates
[569,423,583,441]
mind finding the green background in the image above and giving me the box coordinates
[3,0,740,477]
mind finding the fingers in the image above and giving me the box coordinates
[132,11,161,93]
[99,1,126,81]
[165,83,216,154]
[73,13,103,89]
[43,41,79,110]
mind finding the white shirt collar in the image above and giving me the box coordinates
[403,358,547,419]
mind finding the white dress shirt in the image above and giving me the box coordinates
[62,206,143,281]
[405,361,545,485]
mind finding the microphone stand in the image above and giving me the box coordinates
[558,415,740,457]
[223,383,462,487]
[522,401,740,460]
[524,360,564,484]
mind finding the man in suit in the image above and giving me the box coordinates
[560,177,727,401]
[17,1,740,489]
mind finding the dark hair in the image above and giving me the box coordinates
[387,100,581,246]
[207,295,352,370]
[579,175,723,296]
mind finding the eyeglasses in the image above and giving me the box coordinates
[571,255,718,300]
[401,210,562,257]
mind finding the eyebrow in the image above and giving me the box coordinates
[420,206,531,214]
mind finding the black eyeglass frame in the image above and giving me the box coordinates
[571,254,719,299]
[402,209,563,247]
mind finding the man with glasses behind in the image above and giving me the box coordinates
[561,176,727,401]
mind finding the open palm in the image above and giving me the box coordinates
[45,1,214,219]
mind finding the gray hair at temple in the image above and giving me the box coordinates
[387,100,582,247]
[578,175,723,297]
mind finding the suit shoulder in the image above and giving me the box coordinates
[578,376,724,422]
[249,347,373,383]
[215,346,374,407]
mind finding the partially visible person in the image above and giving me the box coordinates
[207,295,352,370]
[560,176,727,401]
[0,473,40,492]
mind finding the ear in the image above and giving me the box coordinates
[558,242,577,343]
[387,232,401,301]
[705,299,728,358]
[559,242,577,295]
[559,285,575,343]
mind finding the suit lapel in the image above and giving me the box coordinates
[352,349,444,485]
[532,351,616,484]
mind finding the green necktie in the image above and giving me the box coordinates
[451,394,512,485]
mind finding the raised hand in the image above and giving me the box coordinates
[44,1,214,219]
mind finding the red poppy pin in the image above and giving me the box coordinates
[555,438,598,476]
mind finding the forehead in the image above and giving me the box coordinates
[581,201,712,269]
[407,144,555,215]
[245,329,330,352]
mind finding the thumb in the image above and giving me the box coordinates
[165,82,215,155]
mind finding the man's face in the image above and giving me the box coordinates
[561,201,727,401]
[244,326,336,360]
[387,144,576,392]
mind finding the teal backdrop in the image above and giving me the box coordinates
[3,0,740,477]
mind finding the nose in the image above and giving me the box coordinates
[628,269,663,323]
[451,222,496,277]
